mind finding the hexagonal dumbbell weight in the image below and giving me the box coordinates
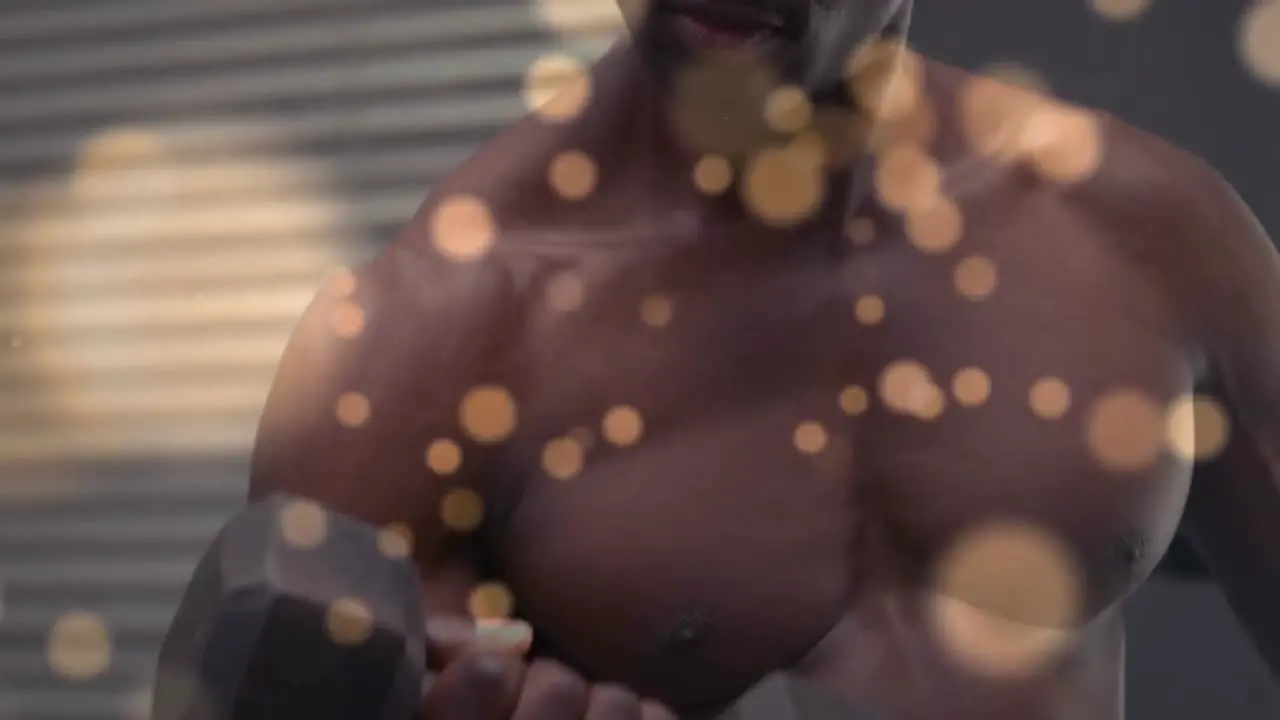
[151,496,883,720]
[151,494,427,720]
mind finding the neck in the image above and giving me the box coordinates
[564,10,923,226]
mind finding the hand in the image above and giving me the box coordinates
[420,617,677,720]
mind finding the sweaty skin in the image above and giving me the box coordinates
[248,3,1280,720]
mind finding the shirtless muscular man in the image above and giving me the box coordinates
[247,0,1280,718]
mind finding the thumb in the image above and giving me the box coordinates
[425,616,533,669]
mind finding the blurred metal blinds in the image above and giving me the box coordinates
[0,0,616,718]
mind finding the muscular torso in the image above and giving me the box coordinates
[415,51,1202,720]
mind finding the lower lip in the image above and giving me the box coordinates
[671,14,773,49]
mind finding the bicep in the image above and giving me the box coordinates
[248,238,518,618]
[1169,166,1280,672]
[1181,399,1280,673]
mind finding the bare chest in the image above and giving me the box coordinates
[490,212,1198,709]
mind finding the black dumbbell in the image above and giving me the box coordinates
[152,494,881,720]
[151,494,428,720]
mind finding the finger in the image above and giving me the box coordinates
[511,659,589,720]
[586,684,643,720]
[426,616,531,668]
[420,650,525,720]
[639,700,678,720]
[424,615,478,669]
[475,618,535,654]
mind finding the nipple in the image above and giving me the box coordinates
[661,609,712,653]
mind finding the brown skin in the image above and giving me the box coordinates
[247,13,1280,720]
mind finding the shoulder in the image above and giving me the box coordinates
[938,66,1275,361]
[928,61,1261,293]
[386,110,566,307]
[1089,113,1264,277]
[1075,113,1275,359]
[1082,114,1243,238]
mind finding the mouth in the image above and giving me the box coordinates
[663,0,797,49]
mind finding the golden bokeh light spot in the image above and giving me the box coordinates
[905,194,964,254]
[1085,388,1166,473]
[1090,0,1153,23]
[670,50,781,158]
[441,487,486,532]
[325,598,375,647]
[854,294,886,326]
[958,74,1046,164]
[873,143,942,212]
[542,436,585,480]
[954,255,998,300]
[877,96,940,152]
[848,42,935,151]
[323,268,358,299]
[329,301,365,339]
[878,359,946,419]
[523,54,593,121]
[916,385,947,421]
[763,85,813,133]
[742,145,825,227]
[425,438,463,476]
[793,421,830,455]
[788,131,828,168]
[459,385,518,444]
[546,270,586,313]
[376,522,414,559]
[335,391,372,428]
[931,520,1081,678]
[47,610,112,680]
[468,581,516,620]
[429,194,496,262]
[1027,106,1105,184]
[548,150,598,201]
[640,294,674,328]
[869,64,924,125]
[1165,395,1232,463]
[602,405,645,447]
[952,367,992,408]
[693,154,734,195]
[846,39,921,120]
[847,216,876,246]
[931,594,1075,680]
[838,385,870,416]
[1029,377,1072,420]
[845,37,913,83]
[279,498,329,550]
[1241,1,1280,86]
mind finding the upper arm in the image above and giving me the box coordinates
[1140,149,1280,674]
[248,202,520,619]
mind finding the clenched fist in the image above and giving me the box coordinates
[421,618,677,720]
